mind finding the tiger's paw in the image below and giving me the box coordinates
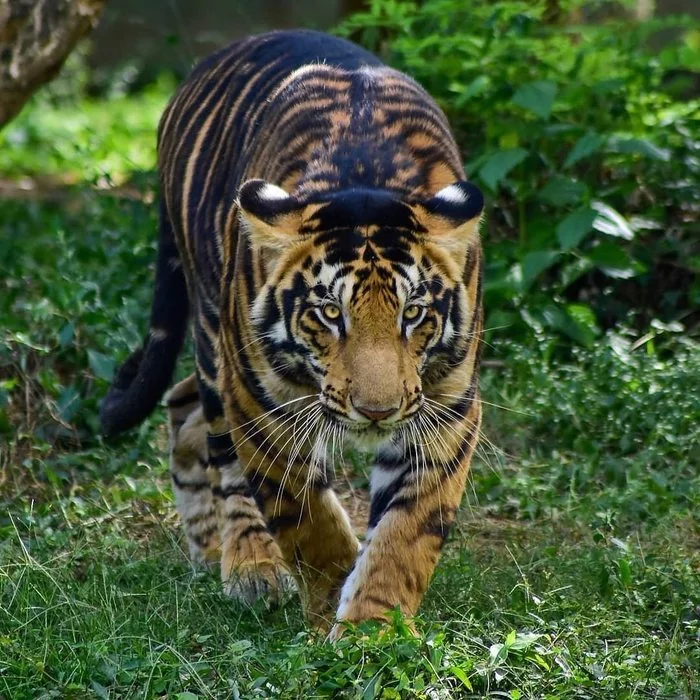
[223,563,297,607]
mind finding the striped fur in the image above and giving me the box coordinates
[101,30,484,635]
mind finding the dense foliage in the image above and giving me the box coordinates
[339,0,700,348]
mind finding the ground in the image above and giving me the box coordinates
[1,78,699,700]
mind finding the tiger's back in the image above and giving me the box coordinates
[101,30,484,636]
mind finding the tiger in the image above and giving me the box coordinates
[100,29,484,638]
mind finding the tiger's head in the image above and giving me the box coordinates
[237,179,483,445]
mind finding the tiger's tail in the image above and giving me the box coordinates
[99,203,189,437]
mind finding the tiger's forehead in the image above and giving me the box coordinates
[305,237,423,305]
[304,225,422,273]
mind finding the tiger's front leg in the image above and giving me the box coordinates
[331,419,479,639]
[233,422,360,629]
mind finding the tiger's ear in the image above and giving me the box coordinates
[413,180,484,256]
[237,179,303,250]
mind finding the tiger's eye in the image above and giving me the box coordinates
[403,304,422,321]
[322,304,341,321]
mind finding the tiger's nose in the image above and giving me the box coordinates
[352,401,401,422]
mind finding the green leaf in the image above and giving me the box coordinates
[450,75,491,105]
[564,132,605,168]
[556,207,597,250]
[588,242,642,279]
[58,322,75,348]
[608,137,670,161]
[175,694,199,700]
[478,148,528,191]
[650,319,684,333]
[540,303,596,347]
[521,250,559,288]
[592,202,634,240]
[509,632,544,652]
[90,682,110,700]
[57,386,81,423]
[617,558,633,587]
[532,654,551,671]
[0,408,11,435]
[484,309,519,334]
[448,665,473,689]
[87,349,115,382]
[566,303,600,339]
[538,176,587,207]
[362,673,382,700]
[593,78,625,94]
[512,80,558,119]
[488,642,509,667]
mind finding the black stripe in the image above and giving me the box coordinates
[171,472,209,491]
[227,510,259,522]
[268,514,302,533]
[209,452,235,467]
[167,391,199,408]
[212,483,253,499]
[369,472,408,529]
[207,432,235,452]
[365,595,395,611]
[422,507,455,540]
[238,523,269,539]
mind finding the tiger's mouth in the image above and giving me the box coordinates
[321,404,393,430]
[320,403,423,437]
[320,395,423,428]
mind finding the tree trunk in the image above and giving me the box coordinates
[0,0,107,130]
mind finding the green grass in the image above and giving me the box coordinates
[1,76,699,699]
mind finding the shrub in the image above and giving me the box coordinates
[477,331,700,521]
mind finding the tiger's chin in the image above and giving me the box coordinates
[349,425,396,450]
[326,415,401,454]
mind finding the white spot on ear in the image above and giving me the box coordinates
[435,183,467,204]
[258,183,290,202]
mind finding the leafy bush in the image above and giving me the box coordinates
[0,195,159,452]
[339,0,700,347]
[0,83,171,458]
[477,332,700,522]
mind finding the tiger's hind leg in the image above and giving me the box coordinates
[168,377,294,602]
[167,375,220,564]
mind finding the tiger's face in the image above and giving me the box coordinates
[239,180,483,444]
